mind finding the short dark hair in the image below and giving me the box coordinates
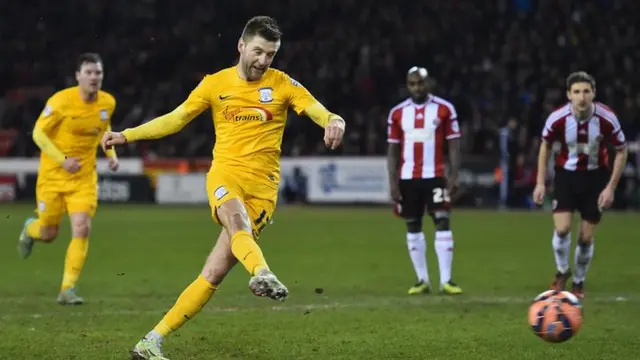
[566,71,595,91]
[76,53,102,72]
[241,16,282,42]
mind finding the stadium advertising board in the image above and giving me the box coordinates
[17,174,153,203]
[0,158,143,174]
[155,173,207,204]
[0,175,17,202]
[155,157,499,205]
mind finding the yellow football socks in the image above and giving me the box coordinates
[230,230,268,275]
[153,275,218,336]
[61,237,89,291]
[26,219,42,240]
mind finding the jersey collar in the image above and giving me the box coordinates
[411,95,433,107]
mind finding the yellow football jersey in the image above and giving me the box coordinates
[181,67,318,187]
[35,87,116,181]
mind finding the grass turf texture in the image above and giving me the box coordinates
[1,204,638,359]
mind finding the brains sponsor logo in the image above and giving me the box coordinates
[223,106,273,122]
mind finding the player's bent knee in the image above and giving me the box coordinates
[69,213,92,238]
[406,218,422,233]
[40,226,59,242]
[72,223,91,238]
[578,230,594,244]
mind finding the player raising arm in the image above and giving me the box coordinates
[533,71,627,300]
[101,16,345,360]
[387,66,463,296]
[17,53,119,305]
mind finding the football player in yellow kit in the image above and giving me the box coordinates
[18,53,119,305]
[101,16,345,360]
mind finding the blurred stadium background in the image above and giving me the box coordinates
[1,0,639,208]
[1,1,639,359]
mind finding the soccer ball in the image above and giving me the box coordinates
[528,290,583,343]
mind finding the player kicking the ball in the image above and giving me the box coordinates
[101,16,345,360]
[533,71,627,300]
[386,66,463,295]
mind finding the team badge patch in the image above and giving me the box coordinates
[100,110,109,121]
[258,87,274,103]
[214,186,228,200]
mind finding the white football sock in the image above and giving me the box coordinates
[406,232,428,283]
[573,239,594,283]
[435,230,454,285]
[552,231,571,274]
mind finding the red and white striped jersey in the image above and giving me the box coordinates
[387,96,460,179]
[542,102,626,171]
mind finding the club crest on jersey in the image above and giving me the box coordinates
[100,110,109,121]
[258,87,274,103]
[594,134,603,143]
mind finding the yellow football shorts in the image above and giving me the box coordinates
[36,178,98,226]
[206,169,277,239]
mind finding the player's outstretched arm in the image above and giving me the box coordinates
[101,106,193,151]
[124,106,195,141]
[103,76,213,150]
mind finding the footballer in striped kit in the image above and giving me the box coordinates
[533,71,628,300]
[386,66,462,295]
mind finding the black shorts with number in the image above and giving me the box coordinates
[396,177,450,219]
[553,167,609,223]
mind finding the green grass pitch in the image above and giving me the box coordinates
[1,204,639,359]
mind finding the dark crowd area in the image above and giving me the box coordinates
[1,0,639,207]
